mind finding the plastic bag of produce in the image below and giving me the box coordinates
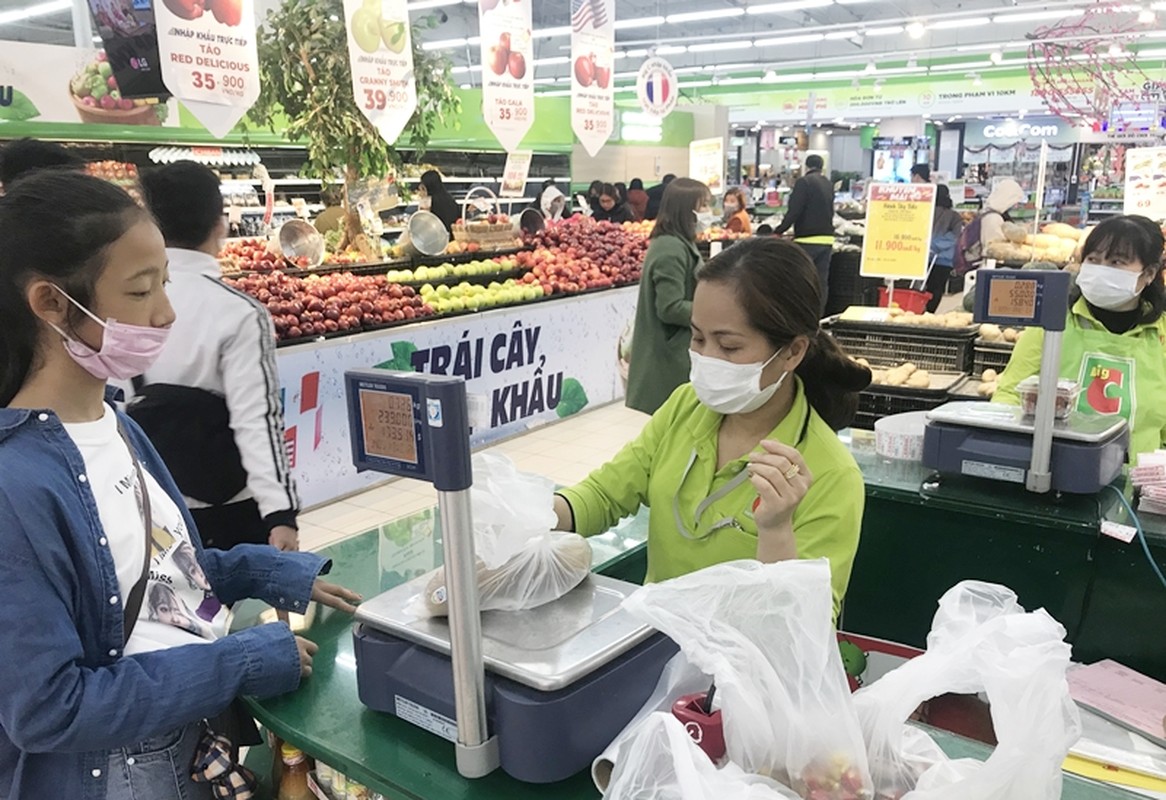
[603,712,800,800]
[618,559,873,799]
[853,581,1081,800]
[410,453,592,617]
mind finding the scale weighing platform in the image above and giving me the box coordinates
[922,269,1129,494]
[343,369,675,783]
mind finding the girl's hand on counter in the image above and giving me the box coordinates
[311,580,363,614]
[269,525,300,552]
[295,635,319,678]
[747,440,812,552]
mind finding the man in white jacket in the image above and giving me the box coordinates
[132,162,300,551]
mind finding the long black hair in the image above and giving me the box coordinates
[697,238,872,430]
[0,172,146,406]
[1081,214,1166,325]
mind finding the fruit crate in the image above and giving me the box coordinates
[827,321,977,374]
[972,340,1015,379]
[853,389,952,431]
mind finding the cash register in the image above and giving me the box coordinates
[343,370,675,783]
[922,269,1128,494]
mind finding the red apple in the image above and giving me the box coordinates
[574,55,594,87]
[210,0,242,26]
[508,51,526,80]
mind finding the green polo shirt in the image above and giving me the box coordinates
[559,379,864,617]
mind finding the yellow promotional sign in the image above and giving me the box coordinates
[860,183,936,280]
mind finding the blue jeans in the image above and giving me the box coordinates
[105,723,213,800]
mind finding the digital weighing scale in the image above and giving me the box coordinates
[922,269,1128,494]
[343,369,675,783]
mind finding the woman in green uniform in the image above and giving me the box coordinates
[994,215,1166,461]
[556,238,872,616]
[625,178,713,415]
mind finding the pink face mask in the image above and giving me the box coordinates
[47,285,170,381]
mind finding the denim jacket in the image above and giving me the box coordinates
[0,392,327,800]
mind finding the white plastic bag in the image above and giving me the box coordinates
[621,559,873,798]
[604,713,800,800]
[410,453,591,617]
[592,652,711,791]
[853,581,1082,800]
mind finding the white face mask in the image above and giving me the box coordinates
[1077,261,1142,311]
[418,196,432,210]
[689,348,787,415]
[694,209,718,233]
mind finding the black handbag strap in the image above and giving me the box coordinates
[115,420,153,645]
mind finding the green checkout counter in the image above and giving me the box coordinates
[236,435,1166,799]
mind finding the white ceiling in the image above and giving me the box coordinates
[4,0,1164,108]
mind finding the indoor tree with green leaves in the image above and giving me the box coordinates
[251,0,460,257]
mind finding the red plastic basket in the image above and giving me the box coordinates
[877,287,932,314]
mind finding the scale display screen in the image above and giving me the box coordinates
[974,269,1070,331]
[359,389,419,464]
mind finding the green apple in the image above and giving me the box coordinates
[436,285,451,298]
[381,19,407,54]
[488,281,502,291]
[420,283,436,296]
[450,297,466,312]
[465,295,482,311]
[414,266,430,281]
[436,298,454,314]
[350,8,382,54]
[400,269,414,281]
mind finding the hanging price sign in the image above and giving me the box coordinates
[860,183,937,280]
[479,0,534,152]
[570,0,614,157]
[155,0,260,139]
[343,0,417,145]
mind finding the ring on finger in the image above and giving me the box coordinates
[783,464,801,480]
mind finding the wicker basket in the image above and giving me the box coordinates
[451,186,521,250]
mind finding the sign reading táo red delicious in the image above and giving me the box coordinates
[344,0,416,145]
[156,0,259,138]
[570,0,614,157]
[478,0,534,152]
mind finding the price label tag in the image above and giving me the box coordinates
[360,390,418,464]
[860,183,937,280]
[479,0,534,152]
[155,0,260,138]
[571,0,615,158]
[343,0,417,145]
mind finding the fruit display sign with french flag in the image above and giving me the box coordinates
[570,0,614,157]
[636,56,677,120]
[344,0,416,145]
[478,0,534,152]
[155,0,260,138]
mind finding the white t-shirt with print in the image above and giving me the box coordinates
[63,406,230,655]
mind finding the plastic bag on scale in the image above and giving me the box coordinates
[852,581,1081,800]
[611,559,874,799]
[410,452,592,617]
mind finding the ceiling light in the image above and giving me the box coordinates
[679,80,714,88]
[422,37,466,50]
[624,48,650,58]
[746,0,834,15]
[0,0,70,25]
[763,69,778,82]
[865,25,904,37]
[906,54,918,68]
[1109,42,1125,57]
[655,45,688,55]
[689,40,755,52]
[930,16,990,30]
[459,83,471,90]
[850,33,865,45]
[826,130,834,136]
[614,16,666,30]
[824,29,860,40]
[970,72,983,86]
[851,77,860,88]
[863,60,877,74]
[990,50,1003,64]
[906,21,926,39]
[405,0,461,9]
[532,56,570,66]
[535,26,572,38]
[666,8,745,23]
[873,78,884,92]
[991,10,1075,24]
[1142,9,1158,22]
[754,33,826,46]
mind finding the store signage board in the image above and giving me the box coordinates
[499,149,532,197]
[343,0,417,146]
[570,0,614,157]
[478,0,534,152]
[860,183,936,281]
[963,116,1079,147]
[636,57,677,120]
[689,138,725,196]
[1124,146,1166,221]
[155,0,260,139]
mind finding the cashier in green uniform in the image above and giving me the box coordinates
[994,215,1166,462]
[553,238,873,616]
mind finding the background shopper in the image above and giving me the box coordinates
[592,182,635,224]
[626,178,649,220]
[0,171,359,799]
[0,137,82,191]
[723,187,752,235]
[134,162,301,552]
[924,184,965,313]
[625,178,712,415]
[775,155,835,314]
[645,173,677,220]
[910,163,931,183]
[417,169,460,232]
